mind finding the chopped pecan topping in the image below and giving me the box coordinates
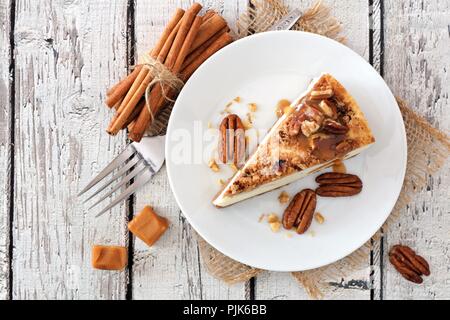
[303,105,324,124]
[336,139,354,154]
[332,96,346,109]
[267,214,282,232]
[315,172,363,197]
[301,120,321,137]
[322,119,349,135]
[248,103,257,112]
[314,212,325,224]
[287,111,305,136]
[278,191,290,204]
[319,100,338,118]
[389,245,430,284]
[269,221,281,232]
[208,159,220,172]
[341,115,351,124]
[267,213,279,223]
[219,114,246,167]
[282,189,317,234]
[310,88,334,100]
[308,132,329,149]
[230,163,238,172]
[287,105,324,137]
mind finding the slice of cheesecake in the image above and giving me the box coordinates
[213,73,375,208]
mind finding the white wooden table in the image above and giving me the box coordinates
[0,0,448,300]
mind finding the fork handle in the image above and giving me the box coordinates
[132,135,166,169]
[268,9,303,31]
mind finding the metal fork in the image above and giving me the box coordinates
[78,135,166,217]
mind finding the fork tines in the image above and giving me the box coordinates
[78,144,153,217]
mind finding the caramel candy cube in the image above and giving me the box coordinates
[128,206,169,247]
[92,245,127,271]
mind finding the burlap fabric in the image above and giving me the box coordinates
[194,0,450,299]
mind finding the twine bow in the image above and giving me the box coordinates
[138,53,184,126]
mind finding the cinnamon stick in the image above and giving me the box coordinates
[107,98,123,133]
[107,67,143,99]
[157,18,183,62]
[107,9,186,135]
[188,13,228,54]
[182,27,228,70]
[106,67,150,134]
[172,15,203,74]
[165,3,203,70]
[155,31,234,112]
[181,32,233,80]
[122,99,145,130]
[202,10,215,22]
[128,120,136,132]
[129,6,203,142]
[151,8,185,57]
[154,31,234,111]
[105,65,143,108]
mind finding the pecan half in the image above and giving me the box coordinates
[219,114,246,167]
[322,119,349,135]
[389,245,430,284]
[282,189,316,234]
[315,172,363,197]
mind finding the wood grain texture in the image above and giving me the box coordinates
[368,0,385,300]
[254,0,372,300]
[0,0,12,300]
[2,0,448,300]
[131,0,248,300]
[12,0,130,299]
[382,0,450,299]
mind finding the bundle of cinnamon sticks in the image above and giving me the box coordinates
[105,3,233,142]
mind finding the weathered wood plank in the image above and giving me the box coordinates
[368,0,384,300]
[254,0,372,300]
[0,0,12,301]
[382,0,450,299]
[131,0,249,300]
[12,0,129,299]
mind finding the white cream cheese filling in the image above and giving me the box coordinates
[213,144,372,207]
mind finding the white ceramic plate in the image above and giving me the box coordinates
[166,31,406,271]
